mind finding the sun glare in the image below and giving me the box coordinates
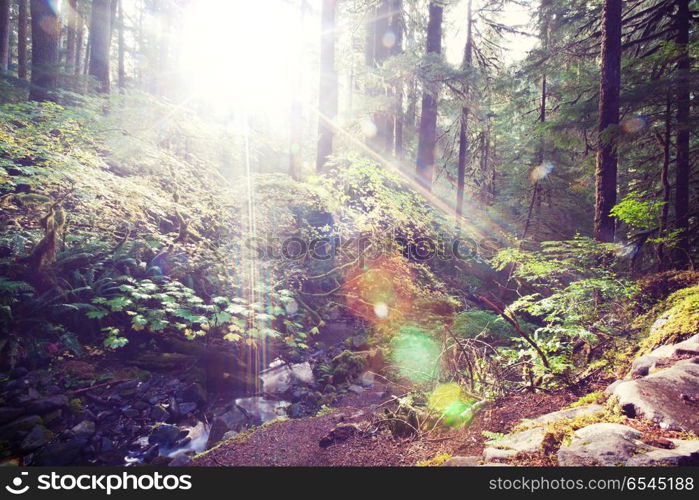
[179,0,316,116]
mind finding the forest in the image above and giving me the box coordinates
[0,0,697,469]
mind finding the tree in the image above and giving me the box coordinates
[17,0,28,79]
[594,0,622,243]
[391,0,404,158]
[456,0,473,224]
[30,0,60,101]
[88,0,113,93]
[416,1,443,190]
[316,0,338,170]
[117,0,125,90]
[0,0,9,72]
[674,0,690,265]
[65,0,78,73]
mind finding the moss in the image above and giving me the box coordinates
[637,285,699,356]
[329,350,366,384]
[541,408,624,455]
[416,453,452,467]
[567,391,607,409]
[67,398,84,414]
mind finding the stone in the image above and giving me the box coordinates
[260,361,315,396]
[359,371,375,388]
[26,395,68,415]
[178,402,197,415]
[558,423,643,466]
[441,456,480,466]
[180,383,207,406]
[0,415,43,441]
[520,404,606,427]
[149,424,181,447]
[482,427,547,462]
[319,423,361,448]
[558,422,699,466]
[70,420,96,438]
[0,407,24,425]
[290,362,315,386]
[348,384,364,395]
[631,334,699,377]
[122,407,140,418]
[609,358,699,433]
[150,405,170,422]
[33,438,88,466]
[20,425,51,452]
[235,397,290,425]
[100,437,114,453]
[221,430,238,441]
[206,407,248,448]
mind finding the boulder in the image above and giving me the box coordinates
[19,425,52,452]
[26,395,68,415]
[235,397,289,425]
[33,438,88,466]
[180,383,207,406]
[70,420,96,438]
[206,407,248,448]
[0,415,43,441]
[482,427,547,462]
[519,404,605,428]
[260,361,315,396]
[150,405,170,422]
[319,423,361,448]
[631,334,699,377]
[149,424,182,447]
[608,358,699,433]
[0,407,25,425]
[558,423,699,466]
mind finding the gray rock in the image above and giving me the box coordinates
[0,407,24,425]
[20,425,51,452]
[610,358,699,432]
[260,361,315,396]
[558,423,643,466]
[359,371,375,388]
[558,422,699,466]
[221,430,238,441]
[235,397,290,425]
[150,405,170,422]
[348,384,364,395]
[149,424,181,447]
[181,383,207,406]
[26,395,68,415]
[206,407,248,448]
[0,415,43,441]
[521,404,605,427]
[442,456,480,466]
[70,420,96,438]
[178,402,197,415]
[33,438,88,466]
[483,426,547,460]
[630,334,699,377]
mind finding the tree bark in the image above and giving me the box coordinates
[392,0,403,158]
[674,0,690,265]
[416,1,443,190]
[65,0,78,73]
[74,0,84,76]
[0,0,10,72]
[316,0,338,170]
[594,0,622,243]
[17,0,28,79]
[88,0,112,93]
[117,0,125,90]
[30,0,60,101]
[456,0,472,224]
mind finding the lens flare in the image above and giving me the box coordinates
[360,118,378,138]
[389,325,440,384]
[382,30,397,49]
[530,160,554,182]
[374,302,389,319]
[428,383,475,427]
[621,115,647,134]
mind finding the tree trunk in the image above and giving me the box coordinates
[456,0,472,224]
[674,0,690,265]
[88,0,112,93]
[30,0,60,101]
[316,0,338,170]
[594,0,622,243]
[117,0,125,90]
[65,0,78,73]
[657,93,672,270]
[0,0,10,72]
[17,0,28,80]
[416,1,442,190]
[74,0,84,76]
[392,0,403,158]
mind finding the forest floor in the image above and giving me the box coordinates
[193,380,602,466]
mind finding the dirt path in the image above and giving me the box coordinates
[193,384,583,467]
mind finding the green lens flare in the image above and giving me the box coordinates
[389,325,440,384]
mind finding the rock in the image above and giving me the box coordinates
[441,456,481,466]
[122,407,140,418]
[178,402,197,415]
[287,403,303,418]
[235,397,290,424]
[260,362,315,396]
[558,423,642,466]
[100,437,114,453]
[0,407,25,425]
[0,415,43,441]
[180,383,207,406]
[319,423,361,448]
[150,405,170,422]
[20,425,51,452]
[359,371,375,388]
[609,358,699,432]
[520,404,605,427]
[70,420,96,438]
[96,410,115,422]
[348,384,364,395]
[26,395,68,415]
[631,334,699,377]
[482,427,547,462]
[10,367,28,379]
[290,362,315,386]
[206,407,248,448]
[558,422,699,466]
[33,438,88,466]
[115,380,140,396]
[142,444,160,462]
[149,424,181,447]
[221,430,238,441]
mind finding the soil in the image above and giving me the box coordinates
[193,383,586,467]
